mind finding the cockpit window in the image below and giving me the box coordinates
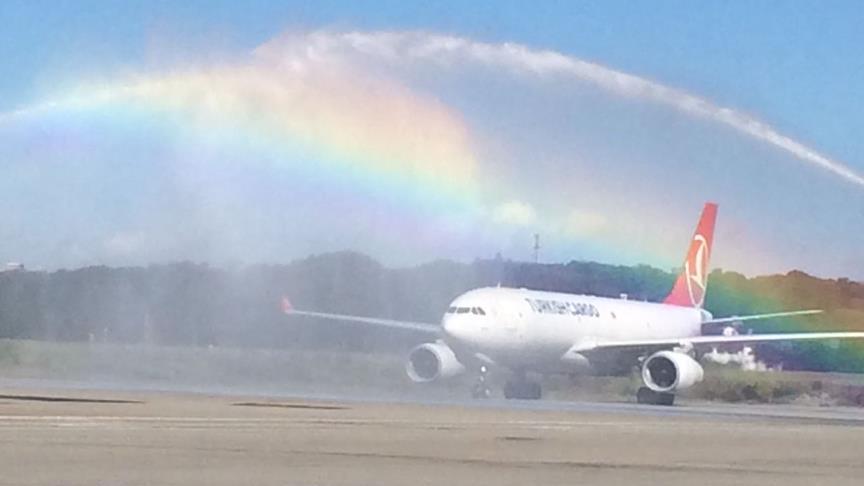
[452,306,485,315]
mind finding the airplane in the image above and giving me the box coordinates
[283,203,864,405]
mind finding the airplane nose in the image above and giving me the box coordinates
[442,316,456,337]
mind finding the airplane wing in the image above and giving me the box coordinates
[572,331,864,354]
[286,309,441,334]
[701,309,823,325]
[282,297,441,334]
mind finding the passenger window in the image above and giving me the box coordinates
[456,307,470,314]
[447,306,457,314]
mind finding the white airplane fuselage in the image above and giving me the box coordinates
[441,287,705,374]
[288,203,864,403]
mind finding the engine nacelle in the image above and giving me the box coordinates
[641,350,704,392]
[406,341,465,383]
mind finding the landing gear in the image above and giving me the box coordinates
[471,365,492,399]
[636,386,675,406]
[471,383,492,399]
[503,374,542,400]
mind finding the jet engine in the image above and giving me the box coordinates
[641,350,704,392]
[406,341,465,383]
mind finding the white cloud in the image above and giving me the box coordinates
[492,200,537,226]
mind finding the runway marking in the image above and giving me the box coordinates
[0,394,143,404]
[498,435,540,442]
[0,415,682,426]
[0,415,818,434]
[233,401,349,410]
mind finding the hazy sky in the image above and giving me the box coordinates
[1,1,862,278]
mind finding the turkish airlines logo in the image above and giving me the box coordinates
[685,234,709,307]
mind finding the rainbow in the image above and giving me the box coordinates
[1,61,662,265]
[0,70,849,274]
[3,63,484,213]
[0,61,854,271]
[704,278,864,371]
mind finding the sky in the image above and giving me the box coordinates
[0,0,862,278]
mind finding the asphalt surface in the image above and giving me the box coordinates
[0,385,862,486]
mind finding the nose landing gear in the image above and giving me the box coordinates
[471,365,492,399]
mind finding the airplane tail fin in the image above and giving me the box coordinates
[664,203,718,309]
[281,296,294,313]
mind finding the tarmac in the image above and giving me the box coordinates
[0,384,862,486]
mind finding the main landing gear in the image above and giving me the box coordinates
[503,373,542,400]
[469,367,542,400]
[636,386,675,406]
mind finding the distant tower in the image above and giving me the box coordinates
[533,233,541,264]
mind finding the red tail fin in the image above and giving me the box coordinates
[664,203,718,308]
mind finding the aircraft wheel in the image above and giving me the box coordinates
[503,380,542,400]
[656,392,675,406]
[636,387,675,406]
[636,386,653,404]
[471,384,492,399]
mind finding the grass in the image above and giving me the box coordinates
[0,339,861,406]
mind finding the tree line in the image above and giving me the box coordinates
[1,251,862,371]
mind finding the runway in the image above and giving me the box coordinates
[0,385,862,486]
